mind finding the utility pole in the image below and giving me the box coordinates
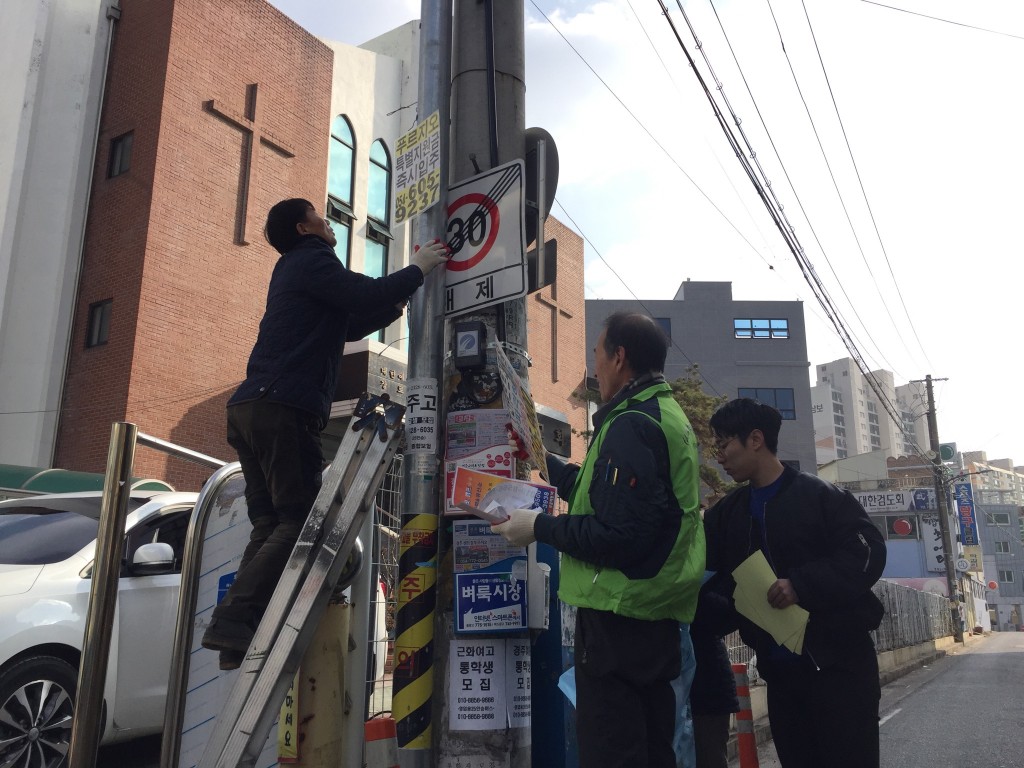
[433,0,531,765]
[393,3,452,767]
[918,374,964,643]
[396,1,532,766]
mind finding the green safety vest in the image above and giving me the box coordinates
[559,382,705,623]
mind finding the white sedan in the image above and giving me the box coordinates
[0,490,197,767]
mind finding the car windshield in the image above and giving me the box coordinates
[0,497,147,565]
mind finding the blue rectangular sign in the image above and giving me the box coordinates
[455,570,527,633]
[953,482,978,546]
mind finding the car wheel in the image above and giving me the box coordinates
[0,655,77,768]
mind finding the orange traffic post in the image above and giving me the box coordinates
[732,663,760,768]
[364,716,399,768]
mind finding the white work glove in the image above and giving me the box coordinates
[490,508,540,547]
[410,238,451,277]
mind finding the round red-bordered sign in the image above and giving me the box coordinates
[891,517,913,536]
[446,192,500,272]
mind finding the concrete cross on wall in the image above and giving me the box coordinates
[535,285,573,382]
[204,83,296,245]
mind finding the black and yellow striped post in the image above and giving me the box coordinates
[394,0,451,763]
[392,511,438,751]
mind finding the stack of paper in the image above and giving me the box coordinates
[731,551,809,655]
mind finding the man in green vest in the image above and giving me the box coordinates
[491,311,705,768]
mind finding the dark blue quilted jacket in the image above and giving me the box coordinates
[228,234,423,427]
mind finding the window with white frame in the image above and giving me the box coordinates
[327,114,356,265]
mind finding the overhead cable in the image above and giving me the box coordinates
[799,0,935,372]
[703,0,903,376]
[655,0,929,459]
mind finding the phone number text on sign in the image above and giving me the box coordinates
[394,110,442,224]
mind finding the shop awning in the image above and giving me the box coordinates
[0,463,174,496]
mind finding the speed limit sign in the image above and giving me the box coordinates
[444,159,527,316]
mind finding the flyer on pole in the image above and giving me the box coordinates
[448,466,557,521]
[444,444,515,515]
[453,519,528,634]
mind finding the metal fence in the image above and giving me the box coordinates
[365,454,403,719]
[724,578,954,665]
[870,578,954,652]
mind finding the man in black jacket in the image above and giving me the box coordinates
[703,398,886,768]
[202,198,449,669]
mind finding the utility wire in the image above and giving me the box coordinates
[800,0,935,372]
[627,0,786,269]
[534,0,852,359]
[686,0,938,446]
[861,0,1024,42]
[761,0,914,377]
[704,0,901,376]
[558,0,846,391]
[552,195,725,397]
[527,0,775,272]
[656,0,930,461]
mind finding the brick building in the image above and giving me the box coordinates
[55,0,334,488]
[4,0,587,489]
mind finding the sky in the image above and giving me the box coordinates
[270,0,1024,463]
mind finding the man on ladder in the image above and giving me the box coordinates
[201,197,449,670]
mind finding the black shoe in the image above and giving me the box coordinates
[201,617,255,653]
[219,649,245,671]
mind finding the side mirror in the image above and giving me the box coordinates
[131,542,175,576]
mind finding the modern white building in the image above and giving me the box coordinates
[962,452,1024,508]
[811,357,921,465]
[0,1,115,466]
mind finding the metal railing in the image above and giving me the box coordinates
[66,425,226,768]
[160,462,245,768]
[724,578,955,667]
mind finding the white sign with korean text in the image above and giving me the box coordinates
[444,160,527,316]
[853,490,914,514]
[505,640,531,728]
[449,638,506,731]
[406,378,439,454]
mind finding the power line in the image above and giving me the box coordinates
[761,0,917,378]
[532,0,868,364]
[551,196,725,397]
[655,0,931,460]
[703,0,905,377]
[527,0,774,271]
[543,1,859,395]
[861,0,1024,42]
[800,0,935,372]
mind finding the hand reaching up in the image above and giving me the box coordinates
[410,238,452,277]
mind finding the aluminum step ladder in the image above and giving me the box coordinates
[198,393,406,768]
